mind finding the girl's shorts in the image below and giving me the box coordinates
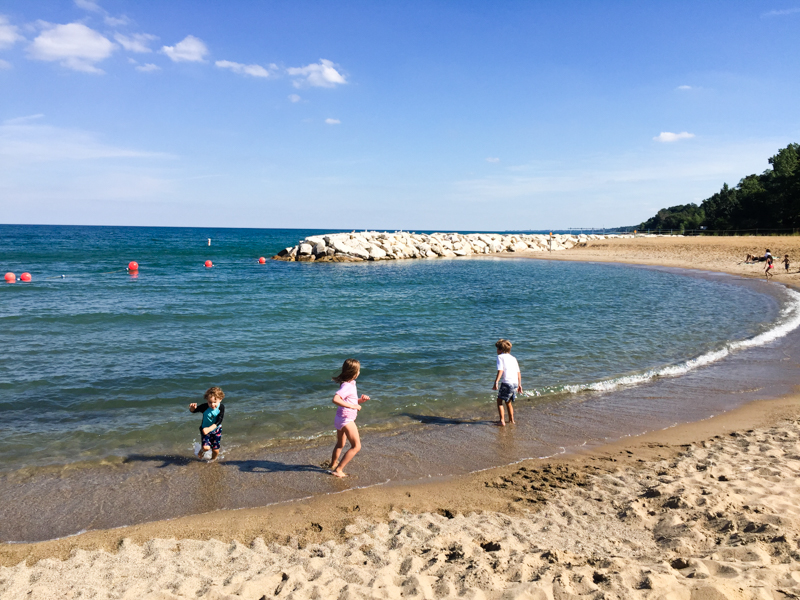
[497,382,517,403]
[335,415,355,431]
[201,427,222,450]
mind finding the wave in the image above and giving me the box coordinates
[523,286,800,398]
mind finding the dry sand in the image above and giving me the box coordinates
[2,236,800,599]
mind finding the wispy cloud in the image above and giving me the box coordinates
[135,63,159,72]
[486,157,500,163]
[287,59,346,88]
[325,118,341,125]
[27,22,115,73]
[104,15,129,27]
[762,7,800,17]
[215,59,271,78]
[114,32,157,53]
[0,120,175,162]
[654,131,695,143]
[0,58,10,69]
[74,0,102,13]
[288,94,302,103]
[3,114,45,125]
[0,15,24,49]
[161,35,208,63]
[677,85,692,90]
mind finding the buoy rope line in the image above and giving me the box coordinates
[8,259,269,283]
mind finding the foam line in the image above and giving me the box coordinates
[523,287,800,398]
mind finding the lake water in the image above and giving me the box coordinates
[2,224,798,541]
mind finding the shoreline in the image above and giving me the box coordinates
[3,235,800,598]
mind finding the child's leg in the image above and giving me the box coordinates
[506,400,515,424]
[496,398,506,426]
[330,427,347,469]
[332,423,361,477]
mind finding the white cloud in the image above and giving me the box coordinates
[288,94,302,103]
[135,63,159,72]
[654,131,695,143]
[0,58,10,69]
[3,114,45,125]
[161,35,208,62]
[27,23,115,73]
[677,85,692,90]
[74,0,102,12]
[287,59,346,88]
[762,7,800,17]
[486,157,500,163]
[0,16,23,49]
[215,59,270,78]
[325,118,341,125]
[114,32,157,53]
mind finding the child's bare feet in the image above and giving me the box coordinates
[331,470,348,478]
[498,420,505,427]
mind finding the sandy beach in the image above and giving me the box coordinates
[3,236,800,599]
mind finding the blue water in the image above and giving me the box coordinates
[0,225,780,473]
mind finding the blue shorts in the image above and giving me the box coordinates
[497,382,517,403]
[201,427,222,450]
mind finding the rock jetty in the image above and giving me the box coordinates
[273,231,629,262]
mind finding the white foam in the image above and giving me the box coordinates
[523,287,800,399]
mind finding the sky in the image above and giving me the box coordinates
[1,1,799,230]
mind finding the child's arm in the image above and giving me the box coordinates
[358,394,370,403]
[492,370,503,390]
[189,403,198,412]
[333,394,361,411]
[517,370,523,392]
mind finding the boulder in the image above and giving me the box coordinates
[368,246,387,260]
[298,243,313,255]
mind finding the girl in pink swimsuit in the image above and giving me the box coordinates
[329,358,370,477]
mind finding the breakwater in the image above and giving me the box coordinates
[273,231,631,262]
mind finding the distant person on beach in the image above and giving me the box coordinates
[746,249,772,263]
[188,386,226,461]
[784,254,790,272]
[492,339,522,426]
[765,255,775,279]
[329,359,370,478]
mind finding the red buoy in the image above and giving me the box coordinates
[128,261,139,271]
[258,257,266,264]
[205,260,213,268]
[4,272,15,283]
[20,272,31,282]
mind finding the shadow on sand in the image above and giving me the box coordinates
[123,454,328,474]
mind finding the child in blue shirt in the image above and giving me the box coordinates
[189,386,225,461]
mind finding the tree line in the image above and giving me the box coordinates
[638,143,800,233]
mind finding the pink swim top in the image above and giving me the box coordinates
[335,380,358,424]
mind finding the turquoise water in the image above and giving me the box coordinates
[0,225,781,473]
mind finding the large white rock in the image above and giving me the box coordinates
[298,243,313,255]
[512,241,529,252]
[368,245,387,260]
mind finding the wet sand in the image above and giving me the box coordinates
[3,235,800,598]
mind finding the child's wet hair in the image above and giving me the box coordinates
[204,386,225,402]
[333,358,360,383]
[496,339,512,353]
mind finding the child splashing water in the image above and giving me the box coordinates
[329,359,370,478]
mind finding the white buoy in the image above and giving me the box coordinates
[208,238,211,246]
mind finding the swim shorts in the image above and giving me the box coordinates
[497,382,517,403]
[201,427,222,450]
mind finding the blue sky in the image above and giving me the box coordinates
[1,1,799,230]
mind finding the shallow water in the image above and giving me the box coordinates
[1,225,797,541]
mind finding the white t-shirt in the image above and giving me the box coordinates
[496,353,520,385]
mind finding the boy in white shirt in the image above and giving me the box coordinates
[492,339,522,426]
